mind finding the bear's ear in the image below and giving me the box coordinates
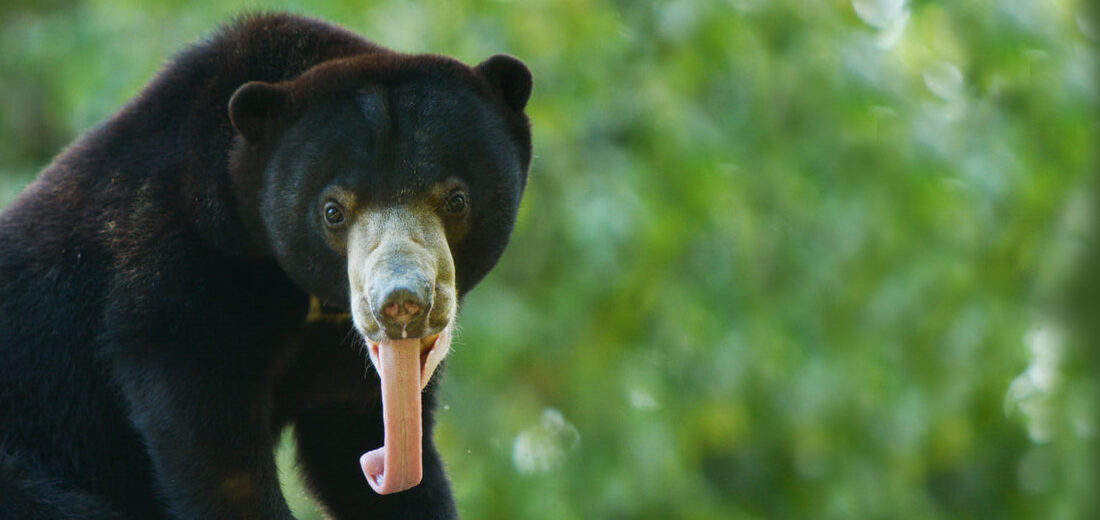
[228,81,290,142]
[475,54,532,112]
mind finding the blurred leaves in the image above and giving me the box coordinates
[1,1,1096,519]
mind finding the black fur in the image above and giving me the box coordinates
[0,13,531,520]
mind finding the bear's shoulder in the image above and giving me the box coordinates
[196,13,384,79]
[157,13,381,98]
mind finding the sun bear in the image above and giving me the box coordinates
[0,13,531,520]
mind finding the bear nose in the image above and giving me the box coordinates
[371,280,431,338]
[383,297,421,323]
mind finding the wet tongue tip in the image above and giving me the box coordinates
[359,449,386,490]
[361,338,423,495]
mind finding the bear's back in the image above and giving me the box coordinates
[0,14,384,514]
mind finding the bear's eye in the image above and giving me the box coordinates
[444,191,467,215]
[323,201,345,227]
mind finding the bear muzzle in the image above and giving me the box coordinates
[345,203,457,495]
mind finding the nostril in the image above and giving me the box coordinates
[374,285,429,327]
[382,300,422,320]
[383,302,400,319]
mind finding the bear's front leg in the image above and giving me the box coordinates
[294,398,457,520]
[101,246,310,519]
[110,351,296,520]
[274,320,457,520]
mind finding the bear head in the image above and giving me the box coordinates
[226,51,532,494]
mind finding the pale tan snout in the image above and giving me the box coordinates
[347,204,456,342]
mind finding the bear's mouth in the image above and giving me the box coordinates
[364,329,450,392]
[359,325,452,495]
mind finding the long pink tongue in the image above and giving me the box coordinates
[360,338,423,495]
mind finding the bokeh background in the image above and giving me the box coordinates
[1,1,1096,518]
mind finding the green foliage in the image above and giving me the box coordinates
[1,1,1095,518]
